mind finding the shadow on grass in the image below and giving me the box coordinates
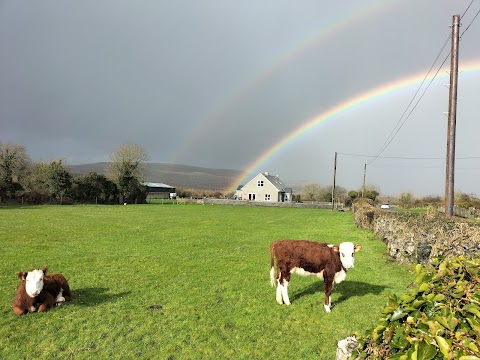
[290,280,388,305]
[0,205,46,209]
[72,287,131,307]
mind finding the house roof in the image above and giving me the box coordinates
[264,173,289,192]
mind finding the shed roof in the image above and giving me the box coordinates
[142,182,175,189]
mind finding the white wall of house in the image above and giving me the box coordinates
[238,172,291,202]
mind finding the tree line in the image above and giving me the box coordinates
[298,182,379,207]
[0,142,149,205]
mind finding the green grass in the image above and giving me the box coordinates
[0,205,412,359]
[146,198,178,204]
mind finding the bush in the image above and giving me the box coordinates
[356,257,480,359]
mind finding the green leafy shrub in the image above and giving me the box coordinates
[356,257,480,360]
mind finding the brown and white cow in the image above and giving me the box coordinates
[269,240,362,312]
[12,265,71,316]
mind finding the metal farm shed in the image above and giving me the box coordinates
[142,182,176,200]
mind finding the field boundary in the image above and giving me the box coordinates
[203,198,334,209]
[352,200,480,264]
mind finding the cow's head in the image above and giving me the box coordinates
[21,265,48,298]
[334,242,362,270]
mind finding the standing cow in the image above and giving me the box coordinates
[270,240,362,312]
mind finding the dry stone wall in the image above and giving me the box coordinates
[203,198,334,209]
[352,200,480,264]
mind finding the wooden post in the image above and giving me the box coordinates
[362,164,366,198]
[332,152,337,210]
[445,14,460,218]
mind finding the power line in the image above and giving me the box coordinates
[338,152,480,160]
[366,46,450,165]
[460,0,475,20]
[460,4,480,37]
[369,164,480,170]
[367,54,450,165]
[366,1,479,166]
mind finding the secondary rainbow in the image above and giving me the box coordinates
[172,2,399,164]
[228,59,480,192]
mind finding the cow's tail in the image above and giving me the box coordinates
[269,242,276,287]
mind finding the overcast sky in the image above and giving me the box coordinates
[1,0,480,196]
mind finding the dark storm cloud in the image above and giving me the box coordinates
[1,0,479,195]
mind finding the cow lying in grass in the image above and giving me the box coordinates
[12,265,71,316]
[270,240,362,312]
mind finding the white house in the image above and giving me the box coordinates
[235,172,292,202]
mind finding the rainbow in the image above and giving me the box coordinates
[228,59,480,192]
[173,1,400,164]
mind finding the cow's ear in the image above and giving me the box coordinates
[18,272,26,280]
[42,265,48,274]
[354,245,362,253]
[332,246,340,253]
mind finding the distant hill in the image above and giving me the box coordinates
[68,163,243,191]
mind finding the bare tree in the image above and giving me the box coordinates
[107,144,149,203]
[330,185,347,202]
[301,183,322,201]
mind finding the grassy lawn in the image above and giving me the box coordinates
[0,205,412,359]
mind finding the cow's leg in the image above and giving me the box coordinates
[281,279,291,305]
[276,278,283,304]
[276,269,291,305]
[38,293,55,312]
[55,289,66,305]
[324,277,334,313]
[12,306,26,316]
[38,303,49,312]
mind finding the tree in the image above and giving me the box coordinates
[70,172,118,204]
[29,160,72,204]
[0,142,31,199]
[348,190,358,199]
[323,185,347,202]
[107,144,149,203]
[301,183,322,201]
[363,184,380,202]
[346,190,359,207]
[398,191,414,208]
[49,160,72,204]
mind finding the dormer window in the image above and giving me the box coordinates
[257,180,264,187]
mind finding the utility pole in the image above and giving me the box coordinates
[332,152,337,210]
[445,14,460,218]
[362,164,366,198]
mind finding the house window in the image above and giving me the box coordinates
[257,180,264,187]
[265,194,271,201]
[248,193,256,201]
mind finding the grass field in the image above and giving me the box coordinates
[0,204,412,359]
